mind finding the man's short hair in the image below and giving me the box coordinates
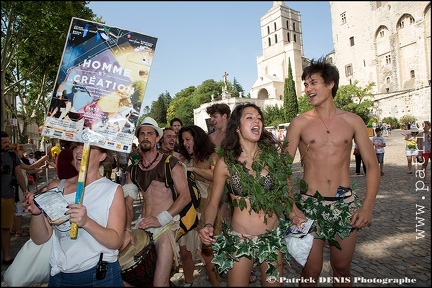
[1,131,9,138]
[206,103,231,118]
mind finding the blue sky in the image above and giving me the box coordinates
[88,1,333,109]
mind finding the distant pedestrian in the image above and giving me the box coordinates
[353,143,366,175]
[402,127,419,174]
[418,121,431,183]
[372,128,386,176]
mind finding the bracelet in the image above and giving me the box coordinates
[204,223,213,228]
[31,212,42,216]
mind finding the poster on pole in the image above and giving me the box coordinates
[41,17,157,153]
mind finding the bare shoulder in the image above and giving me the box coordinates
[289,110,314,128]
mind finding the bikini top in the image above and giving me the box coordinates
[229,172,274,197]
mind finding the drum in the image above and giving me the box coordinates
[119,229,157,287]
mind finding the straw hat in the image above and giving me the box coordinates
[135,117,163,137]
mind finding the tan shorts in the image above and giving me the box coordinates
[1,198,16,229]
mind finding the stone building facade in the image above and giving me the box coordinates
[329,1,431,123]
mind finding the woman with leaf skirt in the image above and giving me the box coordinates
[199,103,305,286]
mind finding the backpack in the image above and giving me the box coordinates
[164,155,200,241]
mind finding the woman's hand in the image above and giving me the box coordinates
[23,191,42,215]
[289,205,307,227]
[66,203,89,228]
[119,229,134,252]
[199,226,215,246]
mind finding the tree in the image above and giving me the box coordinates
[283,58,298,122]
[399,115,416,129]
[166,86,196,125]
[382,116,400,129]
[297,94,313,114]
[263,105,285,127]
[335,81,375,124]
[1,1,95,140]
[232,77,244,97]
[149,91,171,124]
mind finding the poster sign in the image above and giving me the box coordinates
[42,17,157,153]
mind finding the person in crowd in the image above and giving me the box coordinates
[123,117,190,287]
[1,131,33,265]
[159,127,182,159]
[206,103,233,230]
[200,103,302,286]
[170,117,183,153]
[23,142,126,286]
[372,128,386,176]
[206,103,231,148]
[285,60,379,287]
[116,151,129,185]
[10,144,47,238]
[177,125,221,287]
[128,143,141,165]
[353,143,366,175]
[54,148,79,180]
[402,127,420,174]
[28,151,36,164]
[418,120,431,183]
[102,149,116,181]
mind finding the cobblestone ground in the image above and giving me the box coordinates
[2,130,430,287]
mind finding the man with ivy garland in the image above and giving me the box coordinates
[285,60,380,286]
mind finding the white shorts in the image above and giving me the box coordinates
[406,149,419,157]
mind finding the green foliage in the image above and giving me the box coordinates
[232,77,245,97]
[1,1,96,134]
[166,86,196,125]
[335,81,375,124]
[399,115,416,126]
[283,58,298,122]
[367,117,378,127]
[263,105,285,127]
[218,140,294,222]
[149,91,171,124]
[381,117,400,129]
[297,94,313,113]
[190,79,220,107]
[163,77,248,126]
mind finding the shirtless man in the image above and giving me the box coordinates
[285,60,380,286]
[206,103,232,222]
[123,117,190,287]
[206,103,231,148]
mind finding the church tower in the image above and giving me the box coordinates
[250,1,306,104]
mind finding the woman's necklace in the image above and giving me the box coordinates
[139,152,159,170]
[315,109,335,134]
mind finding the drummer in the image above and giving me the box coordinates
[123,117,190,287]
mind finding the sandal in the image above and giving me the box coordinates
[15,230,30,237]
